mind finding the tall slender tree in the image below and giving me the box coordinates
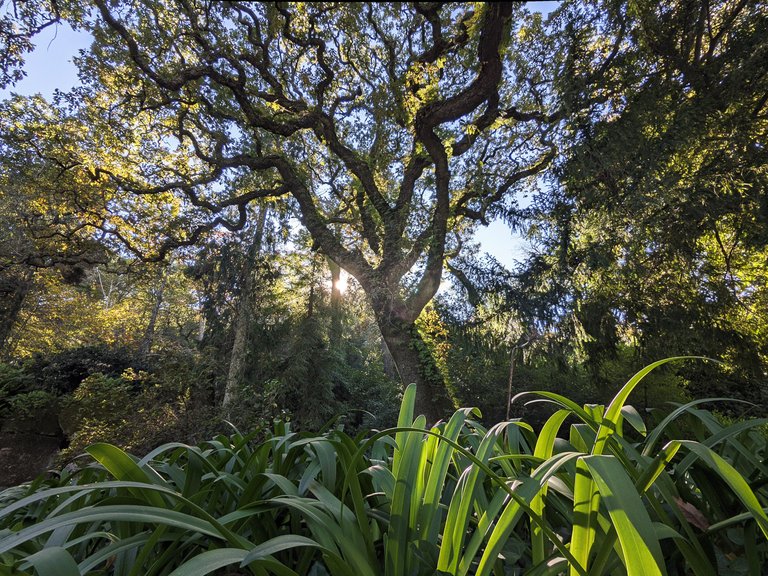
[224,204,268,406]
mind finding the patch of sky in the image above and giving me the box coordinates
[0,21,90,100]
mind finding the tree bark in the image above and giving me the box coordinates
[197,314,206,343]
[376,311,452,425]
[223,205,268,407]
[139,263,170,359]
[380,337,397,381]
[0,271,33,356]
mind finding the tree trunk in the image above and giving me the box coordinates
[327,257,343,347]
[378,318,452,425]
[506,346,518,421]
[223,205,268,407]
[197,314,206,343]
[139,263,170,359]
[306,254,318,319]
[380,337,398,380]
[0,271,33,356]
[506,333,532,420]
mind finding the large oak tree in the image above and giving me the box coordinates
[11,1,620,419]
[63,1,545,420]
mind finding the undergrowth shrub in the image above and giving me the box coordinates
[3,390,57,421]
[28,345,138,396]
[57,369,227,462]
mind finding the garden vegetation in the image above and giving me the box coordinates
[2,360,768,574]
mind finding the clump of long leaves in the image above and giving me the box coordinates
[1,357,767,575]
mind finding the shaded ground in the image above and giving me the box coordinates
[0,408,63,488]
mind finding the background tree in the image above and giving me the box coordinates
[522,0,768,405]
[222,203,269,406]
[0,94,111,354]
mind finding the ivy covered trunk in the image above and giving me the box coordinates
[223,206,268,406]
[375,303,452,424]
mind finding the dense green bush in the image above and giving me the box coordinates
[0,359,766,575]
[28,345,139,396]
[0,363,34,397]
[57,369,225,461]
[0,363,35,420]
[3,390,58,422]
[0,347,227,461]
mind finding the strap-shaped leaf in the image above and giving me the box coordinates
[24,547,81,576]
[581,455,665,576]
[679,440,768,539]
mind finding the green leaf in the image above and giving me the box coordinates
[679,441,768,539]
[394,384,417,457]
[594,357,705,455]
[386,415,426,576]
[0,506,223,554]
[437,421,508,574]
[475,452,584,576]
[242,535,324,563]
[86,443,167,507]
[419,407,475,546]
[166,549,256,576]
[642,398,751,457]
[675,417,768,477]
[582,455,665,576]
[620,405,646,437]
[77,531,152,573]
[569,458,600,575]
[527,556,568,576]
[23,547,80,576]
[532,409,571,565]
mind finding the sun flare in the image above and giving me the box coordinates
[334,269,349,295]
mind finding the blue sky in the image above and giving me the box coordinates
[2,2,560,269]
[0,22,90,99]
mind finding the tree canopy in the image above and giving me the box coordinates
[9,1,606,419]
[519,0,768,399]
